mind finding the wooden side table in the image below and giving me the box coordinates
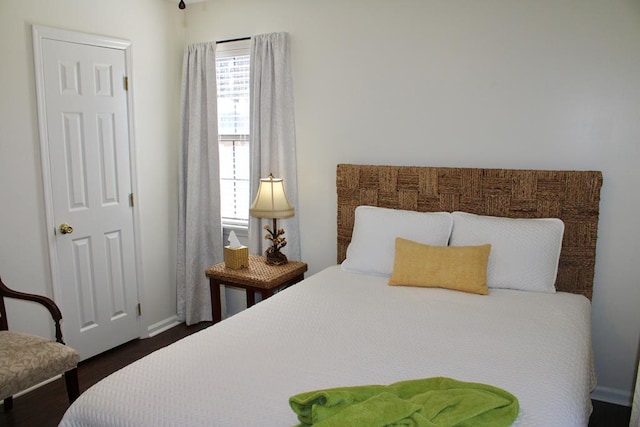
[205,254,308,323]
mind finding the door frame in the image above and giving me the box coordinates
[32,25,146,339]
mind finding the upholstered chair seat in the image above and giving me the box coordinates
[0,331,80,400]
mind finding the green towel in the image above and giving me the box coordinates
[289,377,519,427]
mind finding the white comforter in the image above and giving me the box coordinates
[60,266,594,426]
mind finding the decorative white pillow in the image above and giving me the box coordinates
[341,206,453,277]
[449,211,564,293]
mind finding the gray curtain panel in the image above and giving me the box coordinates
[249,32,301,261]
[177,42,223,325]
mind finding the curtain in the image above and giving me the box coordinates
[177,42,223,325]
[249,32,301,261]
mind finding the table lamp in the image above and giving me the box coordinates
[249,173,295,265]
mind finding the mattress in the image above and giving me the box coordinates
[60,266,595,426]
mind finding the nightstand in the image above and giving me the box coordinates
[205,254,308,323]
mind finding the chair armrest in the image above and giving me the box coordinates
[0,276,65,344]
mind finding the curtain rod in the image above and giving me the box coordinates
[216,37,250,44]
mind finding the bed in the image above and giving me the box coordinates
[60,164,603,427]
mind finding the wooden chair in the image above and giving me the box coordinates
[0,276,79,411]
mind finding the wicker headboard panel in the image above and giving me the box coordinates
[336,164,603,299]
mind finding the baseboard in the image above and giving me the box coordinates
[0,375,61,403]
[146,315,181,337]
[592,385,632,407]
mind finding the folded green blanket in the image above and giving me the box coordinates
[289,377,519,427]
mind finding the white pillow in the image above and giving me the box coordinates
[341,206,453,277]
[449,211,564,293]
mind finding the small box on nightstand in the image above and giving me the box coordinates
[224,246,249,269]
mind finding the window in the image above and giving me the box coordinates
[216,41,250,228]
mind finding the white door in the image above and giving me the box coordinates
[33,26,141,360]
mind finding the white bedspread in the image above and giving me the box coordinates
[60,266,594,426]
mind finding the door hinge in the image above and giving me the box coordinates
[129,193,135,207]
[137,303,142,316]
[124,76,129,91]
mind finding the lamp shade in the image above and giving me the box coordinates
[249,174,295,219]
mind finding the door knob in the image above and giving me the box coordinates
[59,223,74,234]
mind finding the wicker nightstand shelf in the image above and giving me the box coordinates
[205,254,307,323]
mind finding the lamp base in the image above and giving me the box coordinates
[265,251,288,265]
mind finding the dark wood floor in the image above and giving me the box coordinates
[1,321,632,426]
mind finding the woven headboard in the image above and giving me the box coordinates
[336,164,603,299]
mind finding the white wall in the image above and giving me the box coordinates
[0,0,184,337]
[183,0,640,404]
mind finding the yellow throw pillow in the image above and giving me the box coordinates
[389,238,491,295]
